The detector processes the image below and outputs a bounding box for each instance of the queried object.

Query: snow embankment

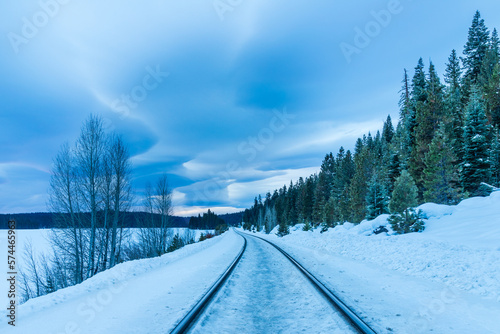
[247,192,500,333]
[269,191,500,299]
[0,230,244,334]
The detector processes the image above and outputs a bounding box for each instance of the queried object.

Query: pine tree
[411,61,445,198]
[365,173,389,220]
[167,234,184,252]
[349,170,367,224]
[491,28,500,60]
[461,87,491,195]
[388,170,424,234]
[489,127,500,187]
[382,115,395,144]
[295,177,305,219]
[423,126,461,204]
[444,49,464,160]
[313,171,329,224]
[480,28,500,125]
[480,28,499,87]
[445,49,462,90]
[389,170,418,214]
[349,143,374,223]
[302,177,315,223]
[399,69,414,164]
[463,11,490,84]
[276,219,289,237]
[387,153,401,193]
[426,61,446,129]
[399,69,411,121]
[408,59,427,161]
[333,149,355,222]
[487,63,500,128]
[321,196,337,231]
[412,58,428,104]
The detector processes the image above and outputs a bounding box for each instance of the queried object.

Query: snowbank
[263,191,500,299]
[0,232,226,321]
[241,192,500,333]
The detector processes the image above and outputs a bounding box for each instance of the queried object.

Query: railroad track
[170,230,377,334]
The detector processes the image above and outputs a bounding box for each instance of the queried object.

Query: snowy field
[0,230,242,333]
[0,228,213,322]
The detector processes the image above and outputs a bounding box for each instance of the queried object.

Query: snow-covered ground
[192,234,357,334]
[0,230,242,333]
[1,192,499,333]
[250,191,500,333]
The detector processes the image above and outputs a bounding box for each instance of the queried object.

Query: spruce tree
[411,61,445,198]
[365,173,389,220]
[313,171,329,224]
[349,144,374,223]
[461,87,491,195]
[445,49,462,90]
[463,11,490,85]
[484,62,500,128]
[399,69,414,165]
[302,177,315,222]
[388,170,424,234]
[382,115,395,144]
[276,219,289,237]
[349,170,367,223]
[480,28,499,87]
[389,170,418,214]
[321,196,337,231]
[444,49,464,160]
[489,127,500,187]
[409,58,427,169]
[387,152,402,193]
[167,234,184,252]
[480,28,500,126]
[295,177,305,218]
[411,58,428,104]
[423,126,461,204]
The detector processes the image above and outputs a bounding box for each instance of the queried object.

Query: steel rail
[238,231,377,334]
[169,233,247,334]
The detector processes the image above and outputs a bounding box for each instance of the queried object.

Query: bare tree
[139,182,156,257]
[75,114,106,277]
[99,140,113,270]
[26,114,137,301]
[138,174,173,257]
[109,135,132,267]
[156,174,173,253]
[48,142,85,283]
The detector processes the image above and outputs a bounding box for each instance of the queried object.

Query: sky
[1,0,500,216]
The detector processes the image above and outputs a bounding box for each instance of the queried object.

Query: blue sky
[1,0,500,216]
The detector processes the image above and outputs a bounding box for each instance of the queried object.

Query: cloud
[0,163,50,213]
[4,1,500,214]
[227,167,320,203]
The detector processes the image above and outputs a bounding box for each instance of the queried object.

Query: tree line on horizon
[243,11,500,236]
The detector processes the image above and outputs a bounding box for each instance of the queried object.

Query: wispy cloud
[3,1,500,213]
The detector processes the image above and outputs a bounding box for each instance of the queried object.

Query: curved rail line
[170,230,377,334]
[239,231,377,334]
[169,235,247,334]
